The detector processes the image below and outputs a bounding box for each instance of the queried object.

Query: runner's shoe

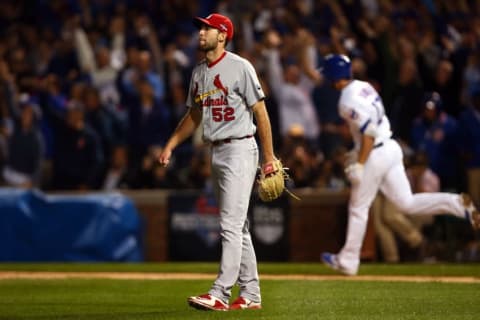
[462,194,480,230]
[321,252,356,276]
[187,294,229,311]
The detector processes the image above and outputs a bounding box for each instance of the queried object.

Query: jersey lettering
[371,95,385,124]
[212,107,223,121]
[201,95,228,107]
[223,106,235,121]
[211,106,235,122]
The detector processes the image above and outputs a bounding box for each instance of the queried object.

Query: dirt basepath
[0,271,479,283]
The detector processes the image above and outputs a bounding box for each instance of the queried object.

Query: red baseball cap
[194,13,234,40]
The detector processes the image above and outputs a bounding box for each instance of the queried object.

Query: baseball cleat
[321,252,356,276]
[462,194,480,230]
[187,293,229,311]
[230,296,262,310]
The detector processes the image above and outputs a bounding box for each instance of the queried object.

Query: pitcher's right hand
[158,148,172,167]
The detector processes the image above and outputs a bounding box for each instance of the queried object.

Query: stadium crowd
[0,1,479,259]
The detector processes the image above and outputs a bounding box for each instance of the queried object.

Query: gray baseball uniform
[186,51,264,303]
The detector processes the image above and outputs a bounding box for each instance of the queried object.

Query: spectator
[313,145,348,190]
[2,96,44,189]
[45,30,81,88]
[177,145,212,190]
[371,193,424,263]
[37,73,69,164]
[163,34,196,124]
[38,93,104,190]
[0,59,45,189]
[458,86,480,206]
[0,0,479,197]
[120,49,165,102]
[425,59,459,117]
[102,144,133,191]
[355,12,397,109]
[126,78,172,179]
[411,92,460,191]
[280,124,321,188]
[73,16,125,113]
[262,29,321,148]
[82,85,126,176]
[372,151,440,263]
[389,37,424,144]
[134,146,175,189]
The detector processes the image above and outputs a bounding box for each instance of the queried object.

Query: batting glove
[345,162,364,185]
[343,150,358,167]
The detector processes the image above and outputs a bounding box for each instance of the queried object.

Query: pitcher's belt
[212,135,253,146]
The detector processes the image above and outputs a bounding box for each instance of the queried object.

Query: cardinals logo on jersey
[213,74,228,96]
[194,74,229,107]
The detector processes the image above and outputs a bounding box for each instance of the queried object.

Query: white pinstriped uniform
[186,51,264,302]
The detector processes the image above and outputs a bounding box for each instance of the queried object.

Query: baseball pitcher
[158,13,277,311]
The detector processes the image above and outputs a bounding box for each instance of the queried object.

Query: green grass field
[0,263,479,319]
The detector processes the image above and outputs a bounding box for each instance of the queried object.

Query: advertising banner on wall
[168,190,222,261]
[249,194,289,261]
[168,190,289,261]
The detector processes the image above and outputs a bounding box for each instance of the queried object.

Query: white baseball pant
[338,138,466,274]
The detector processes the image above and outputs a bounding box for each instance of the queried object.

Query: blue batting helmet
[322,54,352,82]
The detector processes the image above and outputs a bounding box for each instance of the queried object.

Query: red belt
[212,135,253,146]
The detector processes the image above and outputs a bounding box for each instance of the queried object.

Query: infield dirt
[0,271,478,283]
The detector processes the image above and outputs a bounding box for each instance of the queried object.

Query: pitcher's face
[198,25,221,52]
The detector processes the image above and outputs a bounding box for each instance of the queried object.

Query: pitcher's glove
[257,159,300,202]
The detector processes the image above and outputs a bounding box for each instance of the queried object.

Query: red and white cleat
[187,293,229,311]
[230,296,262,310]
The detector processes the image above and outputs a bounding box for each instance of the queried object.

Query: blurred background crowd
[0,0,479,260]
